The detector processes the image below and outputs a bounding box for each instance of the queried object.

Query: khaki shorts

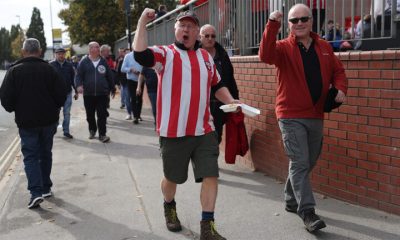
[159,132,220,184]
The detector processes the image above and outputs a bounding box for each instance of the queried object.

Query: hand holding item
[77,86,83,94]
[136,87,142,96]
[73,93,79,100]
[335,89,346,103]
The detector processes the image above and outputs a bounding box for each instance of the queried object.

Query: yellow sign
[52,28,62,41]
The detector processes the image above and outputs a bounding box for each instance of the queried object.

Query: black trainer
[64,133,73,139]
[302,208,326,232]
[164,203,182,232]
[99,135,110,143]
[133,118,139,124]
[200,220,226,240]
[28,196,44,209]
[285,204,298,213]
[89,131,96,139]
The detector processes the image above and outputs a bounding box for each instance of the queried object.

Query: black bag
[324,87,342,112]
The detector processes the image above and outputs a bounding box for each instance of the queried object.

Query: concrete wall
[224,50,400,215]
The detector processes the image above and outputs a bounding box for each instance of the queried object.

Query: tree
[26,7,46,58]
[59,0,179,46]
[0,28,12,68]
[59,0,126,46]
[11,31,25,61]
[10,24,22,40]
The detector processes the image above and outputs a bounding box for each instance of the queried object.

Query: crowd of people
[0,3,352,239]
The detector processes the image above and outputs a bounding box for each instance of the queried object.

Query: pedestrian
[133,9,240,240]
[259,4,348,232]
[100,44,115,112]
[121,50,143,124]
[116,48,132,117]
[75,41,116,143]
[137,67,157,124]
[0,38,67,208]
[50,47,78,139]
[200,24,239,143]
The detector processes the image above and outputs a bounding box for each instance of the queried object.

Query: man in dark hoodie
[0,38,67,209]
[200,24,240,143]
[75,41,116,143]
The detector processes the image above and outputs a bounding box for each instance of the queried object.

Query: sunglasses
[289,16,311,24]
[204,34,216,39]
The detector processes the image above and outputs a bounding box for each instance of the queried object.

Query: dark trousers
[127,80,143,119]
[210,100,225,143]
[19,122,58,198]
[148,92,157,122]
[83,95,108,136]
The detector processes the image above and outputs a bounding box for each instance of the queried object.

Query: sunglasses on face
[204,34,216,39]
[289,16,311,24]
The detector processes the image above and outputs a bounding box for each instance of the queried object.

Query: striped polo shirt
[149,44,220,138]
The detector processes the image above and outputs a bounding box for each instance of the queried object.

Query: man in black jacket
[200,24,240,143]
[0,38,67,209]
[50,47,77,139]
[75,41,116,142]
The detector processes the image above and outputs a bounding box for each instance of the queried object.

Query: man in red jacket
[259,3,347,233]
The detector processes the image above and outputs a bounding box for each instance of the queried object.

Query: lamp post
[16,15,21,27]
[124,0,132,51]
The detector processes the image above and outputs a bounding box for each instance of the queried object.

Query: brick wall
[227,50,400,215]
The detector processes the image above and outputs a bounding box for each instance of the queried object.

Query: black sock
[202,211,214,221]
[164,199,176,206]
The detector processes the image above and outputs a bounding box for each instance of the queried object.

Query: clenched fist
[139,8,156,25]
[269,10,283,22]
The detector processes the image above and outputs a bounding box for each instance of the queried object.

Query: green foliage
[59,0,179,47]
[10,24,22,40]
[11,31,25,61]
[26,7,47,58]
[0,28,12,67]
[59,0,126,46]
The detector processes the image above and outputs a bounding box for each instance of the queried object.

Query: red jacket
[225,112,249,164]
[259,20,347,119]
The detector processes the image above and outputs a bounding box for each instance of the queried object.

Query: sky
[0,0,69,47]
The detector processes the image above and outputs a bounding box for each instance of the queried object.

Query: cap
[176,10,199,26]
[324,87,342,112]
[55,47,66,53]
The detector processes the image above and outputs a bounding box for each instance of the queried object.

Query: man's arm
[75,60,84,94]
[215,87,238,105]
[258,11,284,66]
[136,73,145,96]
[332,55,348,103]
[133,8,155,52]
[52,68,67,108]
[133,8,156,67]
[0,69,16,112]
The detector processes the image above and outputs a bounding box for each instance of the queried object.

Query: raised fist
[269,10,283,22]
[139,8,156,24]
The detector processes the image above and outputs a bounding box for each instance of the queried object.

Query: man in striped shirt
[134,9,239,240]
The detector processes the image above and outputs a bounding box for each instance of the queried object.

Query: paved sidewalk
[0,97,399,240]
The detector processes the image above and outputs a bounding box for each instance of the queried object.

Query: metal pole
[49,0,54,52]
[125,0,132,51]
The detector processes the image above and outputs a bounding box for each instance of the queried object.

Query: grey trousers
[278,118,323,217]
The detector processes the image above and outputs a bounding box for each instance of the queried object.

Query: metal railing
[114,0,400,56]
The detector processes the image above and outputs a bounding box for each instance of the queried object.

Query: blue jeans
[120,85,126,106]
[19,122,58,199]
[148,92,157,122]
[62,92,72,134]
[123,84,132,115]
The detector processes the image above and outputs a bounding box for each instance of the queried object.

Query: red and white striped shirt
[150,44,220,138]
[307,0,326,9]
